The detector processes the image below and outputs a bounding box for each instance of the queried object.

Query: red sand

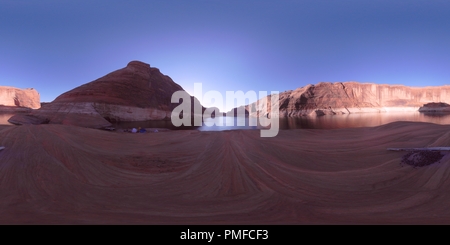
[1,121,450,224]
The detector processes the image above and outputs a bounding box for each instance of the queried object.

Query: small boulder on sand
[401,151,444,167]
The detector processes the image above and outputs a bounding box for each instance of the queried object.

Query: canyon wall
[0,86,40,109]
[242,82,450,117]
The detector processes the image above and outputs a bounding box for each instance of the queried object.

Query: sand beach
[1,121,450,224]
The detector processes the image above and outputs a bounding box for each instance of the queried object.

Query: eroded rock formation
[239,82,450,117]
[8,61,202,128]
[0,86,40,109]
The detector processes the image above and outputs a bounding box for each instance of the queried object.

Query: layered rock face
[242,82,450,117]
[0,86,40,109]
[9,61,200,128]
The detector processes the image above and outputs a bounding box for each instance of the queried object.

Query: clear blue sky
[1,0,450,110]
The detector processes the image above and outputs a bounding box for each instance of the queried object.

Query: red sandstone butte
[8,61,203,128]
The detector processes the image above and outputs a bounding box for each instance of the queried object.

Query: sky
[1,0,450,111]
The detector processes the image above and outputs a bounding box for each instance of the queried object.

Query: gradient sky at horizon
[1,0,450,111]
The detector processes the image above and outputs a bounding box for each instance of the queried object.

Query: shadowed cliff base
[1,121,450,224]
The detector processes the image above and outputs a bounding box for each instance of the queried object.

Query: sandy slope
[1,122,450,224]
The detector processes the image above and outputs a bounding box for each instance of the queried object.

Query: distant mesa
[0,86,40,110]
[9,61,204,128]
[234,82,450,117]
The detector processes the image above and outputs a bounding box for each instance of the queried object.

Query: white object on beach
[131,128,137,133]
[0,146,5,151]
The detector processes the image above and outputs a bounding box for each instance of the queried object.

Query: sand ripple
[1,122,450,224]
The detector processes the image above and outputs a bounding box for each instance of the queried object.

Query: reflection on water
[114,112,450,131]
[5,111,450,130]
[200,112,450,130]
[0,113,14,125]
[280,112,450,129]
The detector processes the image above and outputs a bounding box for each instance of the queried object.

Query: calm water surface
[0,113,15,125]
[112,112,450,131]
[203,112,450,130]
[3,112,450,130]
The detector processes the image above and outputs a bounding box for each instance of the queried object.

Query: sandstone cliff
[239,82,450,117]
[9,61,202,128]
[0,86,40,109]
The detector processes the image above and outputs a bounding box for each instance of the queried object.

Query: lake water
[202,112,450,130]
[111,111,450,131]
[3,111,450,130]
[0,113,15,125]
